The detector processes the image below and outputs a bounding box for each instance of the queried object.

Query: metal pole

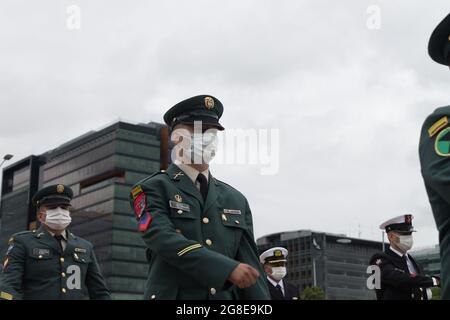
[382,231,385,251]
[312,257,316,287]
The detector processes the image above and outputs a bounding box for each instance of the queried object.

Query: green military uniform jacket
[0,226,110,300]
[419,106,450,299]
[129,163,270,300]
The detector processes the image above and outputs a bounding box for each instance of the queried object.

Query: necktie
[275,284,284,298]
[54,235,64,252]
[403,255,416,276]
[196,173,208,200]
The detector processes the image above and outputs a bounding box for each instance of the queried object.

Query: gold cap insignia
[175,194,182,203]
[56,184,65,193]
[204,97,214,109]
[274,250,282,257]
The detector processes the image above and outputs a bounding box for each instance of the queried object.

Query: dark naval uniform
[266,279,299,301]
[129,95,270,300]
[0,185,110,300]
[259,247,299,300]
[419,13,450,299]
[369,248,435,300]
[369,215,439,300]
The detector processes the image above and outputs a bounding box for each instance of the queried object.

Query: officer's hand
[228,263,260,288]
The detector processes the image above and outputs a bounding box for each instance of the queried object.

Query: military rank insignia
[2,257,9,271]
[428,116,448,137]
[133,193,147,220]
[131,185,144,199]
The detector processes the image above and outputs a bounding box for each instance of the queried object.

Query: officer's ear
[36,205,47,222]
[263,263,272,274]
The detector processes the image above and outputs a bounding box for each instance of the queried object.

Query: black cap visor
[172,114,224,131]
[38,196,72,208]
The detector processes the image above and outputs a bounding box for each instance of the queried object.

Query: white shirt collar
[389,246,408,257]
[267,275,284,288]
[177,164,209,184]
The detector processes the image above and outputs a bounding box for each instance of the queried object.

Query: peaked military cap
[259,247,288,264]
[379,214,416,234]
[163,95,225,130]
[32,184,73,207]
[428,13,450,66]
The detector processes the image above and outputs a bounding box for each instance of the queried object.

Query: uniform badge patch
[224,209,241,215]
[175,194,183,203]
[131,185,144,199]
[133,193,147,219]
[74,248,87,253]
[376,259,382,265]
[138,212,152,232]
[169,200,190,211]
[428,116,448,137]
[435,127,450,156]
[0,291,12,300]
[32,248,50,257]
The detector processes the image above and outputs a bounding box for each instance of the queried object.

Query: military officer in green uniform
[419,13,450,300]
[129,95,270,300]
[0,184,110,300]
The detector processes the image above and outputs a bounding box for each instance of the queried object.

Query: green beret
[163,95,224,130]
[428,13,450,66]
[32,184,73,208]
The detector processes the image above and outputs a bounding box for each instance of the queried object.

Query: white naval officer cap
[379,214,416,234]
[259,247,288,264]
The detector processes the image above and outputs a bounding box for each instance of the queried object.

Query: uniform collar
[389,246,408,258]
[177,163,209,184]
[167,163,219,211]
[46,229,68,241]
[267,276,284,288]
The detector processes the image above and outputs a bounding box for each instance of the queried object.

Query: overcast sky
[1,1,450,248]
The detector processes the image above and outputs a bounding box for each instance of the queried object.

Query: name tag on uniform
[74,248,87,253]
[224,209,241,215]
[169,200,190,212]
[33,248,50,256]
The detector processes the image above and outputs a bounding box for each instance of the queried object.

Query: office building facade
[411,245,441,277]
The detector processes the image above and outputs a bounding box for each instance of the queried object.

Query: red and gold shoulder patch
[133,193,147,220]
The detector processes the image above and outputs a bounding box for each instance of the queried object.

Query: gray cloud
[1,0,450,247]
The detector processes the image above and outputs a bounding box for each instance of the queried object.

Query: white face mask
[174,129,218,164]
[44,207,72,231]
[397,235,414,252]
[271,267,287,281]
